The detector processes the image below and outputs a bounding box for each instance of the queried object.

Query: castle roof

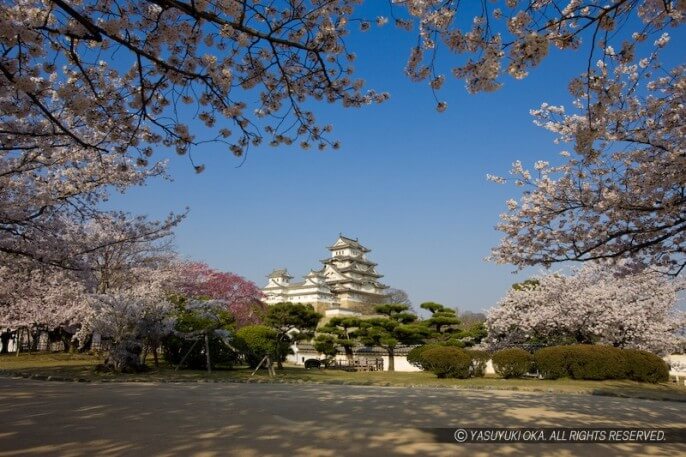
[268,268,293,279]
[327,235,371,252]
[329,285,388,296]
[305,269,327,278]
[321,256,377,266]
[335,266,383,278]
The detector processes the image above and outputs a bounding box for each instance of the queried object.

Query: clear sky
[104,5,684,313]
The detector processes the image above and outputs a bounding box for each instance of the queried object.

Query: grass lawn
[2,352,686,402]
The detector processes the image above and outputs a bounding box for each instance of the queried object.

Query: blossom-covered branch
[1,0,389,161]
[490,38,685,275]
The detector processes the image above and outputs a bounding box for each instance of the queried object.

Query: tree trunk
[152,345,159,367]
[60,329,72,353]
[29,328,38,353]
[15,328,23,357]
[77,333,92,353]
[1,331,10,354]
[204,334,211,373]
[141,345,149,367]
[344,346,354,363]
[276,335,285,369]
[387,347,395,372]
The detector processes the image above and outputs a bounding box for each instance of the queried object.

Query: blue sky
[105,5,684,313]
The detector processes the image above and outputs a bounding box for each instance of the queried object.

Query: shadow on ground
[0,378,684,456]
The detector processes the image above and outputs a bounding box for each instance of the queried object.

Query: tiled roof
[268,268,293,279]
[327,235,371,252]
[321,256,378,266]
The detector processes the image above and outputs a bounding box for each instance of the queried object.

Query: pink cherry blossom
[174,261,265,327]
[486,263,686,354]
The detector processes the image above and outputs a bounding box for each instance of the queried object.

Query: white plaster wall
[485,359,496,375]
[381,355,421,372]
[666,354,686,381]
[324,308,361,317]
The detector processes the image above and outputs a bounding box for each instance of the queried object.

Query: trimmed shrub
[421,346,472,378]
[534,345,627,380]
[407,343,444,369]
[534,346,574,380]
[466,349,490,377]
[567,345,627,380]
[492,348,533,378]
[533,345,668,383]
[233,325,281,368]
[622,349,669,383]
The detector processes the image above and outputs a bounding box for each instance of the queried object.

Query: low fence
[330,357,384,372]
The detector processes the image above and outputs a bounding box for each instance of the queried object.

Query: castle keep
[262,235,388,314]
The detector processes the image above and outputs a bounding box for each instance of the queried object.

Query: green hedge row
[534,345,668,383]
[410,344,669,383]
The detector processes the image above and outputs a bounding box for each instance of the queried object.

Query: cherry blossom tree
[175,261,265,326]
[79,285,175,371]
[401,1,683,97]
[0,146,179,269]
[0,258,89,351]
[486,263,686,354]
[78,213,180,293]
[0,213,182,352]
[490,37,686,275]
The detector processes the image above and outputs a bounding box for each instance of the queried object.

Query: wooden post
[251,355,268,376]
[15,327,22,357]
[267,356,275,377]
[204,333,211,374]
[251,355,275,377]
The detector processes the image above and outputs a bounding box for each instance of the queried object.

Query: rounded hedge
[622,349,669,383]
[492,348,533,378]
[421,346,472,378]
[465,349,490,378]
[533,345,669,383]
[534,346,573,379]
[233,325,279,368]
[407,343,444,369]
[534,345,626,380]
[568,345,627,380]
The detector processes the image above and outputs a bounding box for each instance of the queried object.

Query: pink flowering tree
[486,263,686,354]
[175,261,266,327]
[0,212,182,354]
[0,256,92,352]
[77,213,181,293]
[489,36,686,275]
[0,0,390,165]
